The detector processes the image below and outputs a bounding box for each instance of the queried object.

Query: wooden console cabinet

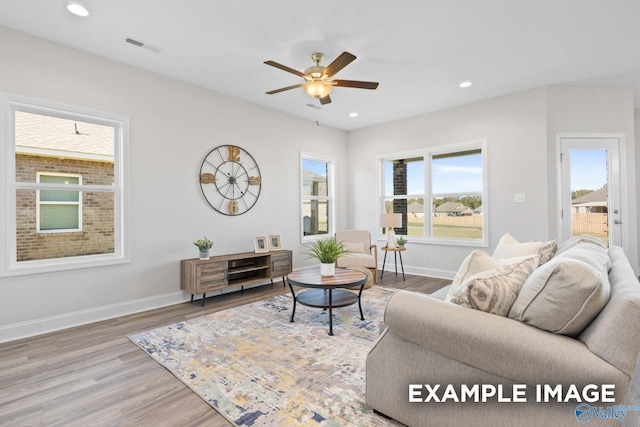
[181,250,292,306]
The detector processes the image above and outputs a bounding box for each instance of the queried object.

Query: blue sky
[312,149,606,195]
[384,153,483,195]
[303,159,327,176]
[570,149,607,191]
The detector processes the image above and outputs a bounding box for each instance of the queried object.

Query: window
[1,94,130,276]
[37,173,82,232]
[300,153,335,241]
[379,140,487,245]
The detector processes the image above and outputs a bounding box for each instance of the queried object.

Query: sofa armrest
[384,290,627,387]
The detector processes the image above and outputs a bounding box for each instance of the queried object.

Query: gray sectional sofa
[366,241,640,427]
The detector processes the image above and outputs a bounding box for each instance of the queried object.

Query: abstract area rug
[128,286,403,427]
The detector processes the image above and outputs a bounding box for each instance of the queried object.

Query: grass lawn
[433,224,483,239]
[406,222,483,239]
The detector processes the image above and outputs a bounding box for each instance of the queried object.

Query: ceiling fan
[264,51,379,105]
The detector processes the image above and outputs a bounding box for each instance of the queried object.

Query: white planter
[320,263,335,277]
[199,250,210,260]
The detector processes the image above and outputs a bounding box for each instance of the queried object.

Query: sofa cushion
[508,257,610,336]
[430,285,451,301]
[446,256,538,316]
[555,241,610,272]
[556,234,606,255]
[579,246,640,376]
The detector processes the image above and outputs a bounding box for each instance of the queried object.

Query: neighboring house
[15,111,115,262]
[572,186,608,214]
[473,205,483,216]
[302,169,328,235]
[407,201,424,217]
[434,201,473,217]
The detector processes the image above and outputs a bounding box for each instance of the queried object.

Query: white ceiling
[1,1,639,131]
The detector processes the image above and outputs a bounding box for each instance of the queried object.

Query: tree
[572,189,593,200]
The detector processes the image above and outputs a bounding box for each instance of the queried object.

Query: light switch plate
[514,193,526,203]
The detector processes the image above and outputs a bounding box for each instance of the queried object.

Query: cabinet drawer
[271,254,291,278]
[197,262,226,292]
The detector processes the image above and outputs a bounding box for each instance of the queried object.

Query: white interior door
[558,137,622,248]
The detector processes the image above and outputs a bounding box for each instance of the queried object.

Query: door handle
[614,219,623,225]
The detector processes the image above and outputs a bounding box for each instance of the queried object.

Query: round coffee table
[286,268,368,336]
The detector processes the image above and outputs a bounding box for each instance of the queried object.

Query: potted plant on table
[194,237,213,260]
[396,236,408,249]
[306,237,349,276]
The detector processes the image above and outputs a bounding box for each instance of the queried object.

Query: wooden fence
[572,213,608,234]
[432,215,483,227]
[427,213,607,235]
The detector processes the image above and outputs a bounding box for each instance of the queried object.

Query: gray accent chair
[366,246,640,427]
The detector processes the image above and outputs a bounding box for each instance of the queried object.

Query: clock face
[199,145,262,215]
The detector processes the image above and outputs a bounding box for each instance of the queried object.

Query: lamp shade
[380,213,402,228]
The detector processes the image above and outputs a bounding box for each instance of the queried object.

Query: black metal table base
[380,250,405,281]
[288,285,365,336]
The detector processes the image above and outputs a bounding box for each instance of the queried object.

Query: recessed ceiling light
[67,3,89,17]
[459,81,473,88]
[349,112,358,117]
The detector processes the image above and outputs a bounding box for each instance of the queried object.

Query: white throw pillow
[343,242,365,254]
[447,256,538,316]
[446,250,539,302]
[493,233,543,259]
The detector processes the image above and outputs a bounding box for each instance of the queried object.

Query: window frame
[36,172,83,233]
[378,139,488,247]
[299,152,336,243]
[1,93,131,276]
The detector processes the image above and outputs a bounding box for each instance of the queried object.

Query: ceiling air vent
[125,37,162,53]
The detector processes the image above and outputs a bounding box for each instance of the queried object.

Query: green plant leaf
[305,237,350,263]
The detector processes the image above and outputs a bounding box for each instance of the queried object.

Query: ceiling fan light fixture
[305,81,332,99]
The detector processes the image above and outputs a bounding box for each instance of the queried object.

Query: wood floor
[0,272,450,427]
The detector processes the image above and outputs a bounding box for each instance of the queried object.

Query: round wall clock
[199,145,262,216]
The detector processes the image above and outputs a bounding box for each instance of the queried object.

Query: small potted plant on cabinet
[306,237,349,276]
[396,236,408,249]
[194,237,213,260]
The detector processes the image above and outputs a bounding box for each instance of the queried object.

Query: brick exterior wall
[16,154,115,262]
[392,160,408,235]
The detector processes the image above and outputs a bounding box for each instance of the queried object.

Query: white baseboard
[0,291,189,344]
[378,262,455,280]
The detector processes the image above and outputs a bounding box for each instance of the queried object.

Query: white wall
[0,26,348,341]
[347,86,638,277]
[347,89,549,276]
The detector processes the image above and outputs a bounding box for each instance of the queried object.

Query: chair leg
[371,267,379,283]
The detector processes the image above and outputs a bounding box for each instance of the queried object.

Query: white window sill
[376,236,488,248]
[2,253,130,277]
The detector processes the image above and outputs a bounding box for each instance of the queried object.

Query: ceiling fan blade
[265,84,304,95]
[319,95,332,105]
[333,79,379,90]
[323,52,356,78]
[264,60,307,78]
